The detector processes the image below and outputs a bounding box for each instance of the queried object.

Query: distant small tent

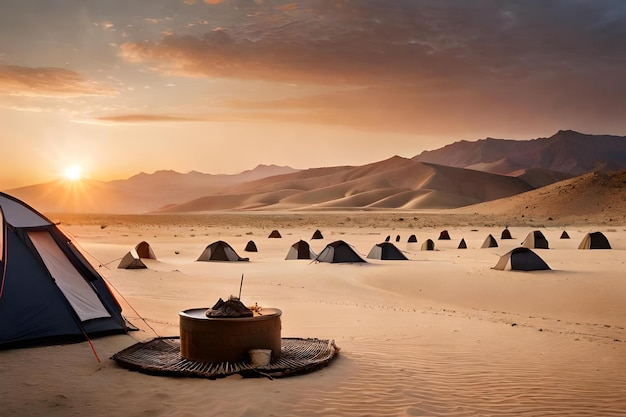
[501,228,513,240]
[438,230,451,240]
[407,234,418,243]
[118,251,146,269]
[197,241,249,262]
[395,235,401,242]
[522,230,549,249]
[384,235,391,242]
[458,238,467,249]
[268,230,282,238]
[578,232,612,250]
[315,240,366,263]
[493,247,551,271]
[118,241,156,269]
[135,241,156,260]
[285,240,316,260]
[367,242,408,260]
[560,231,570,239]
[481,234,498,248]
[244,240,258,252]
[421,239,435,251]
[311,229,324,239]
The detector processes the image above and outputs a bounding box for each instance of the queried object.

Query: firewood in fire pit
[206,297,253,318]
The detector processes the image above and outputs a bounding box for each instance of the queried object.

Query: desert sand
[2,211,626,416]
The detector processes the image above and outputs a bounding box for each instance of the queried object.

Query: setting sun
[63,165,82,181]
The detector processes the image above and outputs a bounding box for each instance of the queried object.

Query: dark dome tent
[367,242,408,260]
[481,234,498,248]
[315,240,366,263]
[311,229,324,240]
[560,231,570,239]
[285,240,316,260]
[384,235,391,242]
[421,239,435,251]
[135,241,156,260]
[438,230,451,240]
[493,247,551,271]
[395,235,401,242]
[407,234,417,243]
[501,228,513,240]
[458,238,467,249]
[268,230,282,238]
[244,240,258,252]
[522,230,549,249]
[578,232,612,249]
[0,192,127,349]
[197,241,249,262]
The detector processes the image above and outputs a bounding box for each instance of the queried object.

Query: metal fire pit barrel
[179,308,282,363]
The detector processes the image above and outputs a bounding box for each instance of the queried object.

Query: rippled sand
[2,214,625,416]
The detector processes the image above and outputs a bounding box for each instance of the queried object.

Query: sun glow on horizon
[63,165,83,181]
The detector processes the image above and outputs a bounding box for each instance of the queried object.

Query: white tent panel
[0,195,51,228]
[28,230,110,321]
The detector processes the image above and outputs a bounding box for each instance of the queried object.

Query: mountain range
[5,130,625,214]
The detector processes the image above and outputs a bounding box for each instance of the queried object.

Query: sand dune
[158,158,532,212]
[457,170,626,225]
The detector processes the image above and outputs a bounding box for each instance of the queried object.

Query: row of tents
[261,227,611,249]
[190,239,553,272]
[119,228,613,269]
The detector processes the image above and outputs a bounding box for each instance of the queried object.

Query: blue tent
[0,192,127,349]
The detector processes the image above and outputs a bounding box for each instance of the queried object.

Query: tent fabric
[0,192,127,349]
[367,242,408,260]
[244,240,258,252]
[407,235,417,243]
[458,238,467,249]
[118,251,147,269]
[421,239,435,251]
[395,235,401,242]
[315,240,366,263]
[578,232,612,249]
[493,247,551,271]
[197,241,249,262]
[501,228,513,239]
[481,234,498,248]
[135,241,156,260]
[285,240,316,260]
[560,231,570,239]
[268,230,282,238]
[522,230,549,249]
[438,230,451,240]
[384,235,390,242]
[311,230,324,240]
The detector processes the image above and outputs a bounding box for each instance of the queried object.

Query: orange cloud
[0,65,117,98]
[93,114,206,123]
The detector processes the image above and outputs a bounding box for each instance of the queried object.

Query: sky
[1,0,625,189]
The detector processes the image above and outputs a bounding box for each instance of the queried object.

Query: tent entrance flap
[27,230,111,321]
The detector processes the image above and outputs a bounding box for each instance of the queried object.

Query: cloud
[118,1,626,88]
[0,65,118,98]
[92,114,206,124]
[113,1,626,135]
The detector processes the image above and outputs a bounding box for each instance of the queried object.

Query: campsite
[2,208,626,417]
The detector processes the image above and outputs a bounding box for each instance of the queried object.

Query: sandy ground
[2,212,626,416]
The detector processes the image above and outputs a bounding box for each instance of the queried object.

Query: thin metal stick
[238,274,244,299]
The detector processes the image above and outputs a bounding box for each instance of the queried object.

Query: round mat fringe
[111,337,340,379]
